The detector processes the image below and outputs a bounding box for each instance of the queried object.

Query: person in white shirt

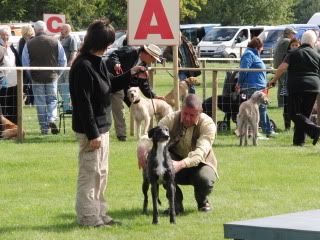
[0,28,20,124]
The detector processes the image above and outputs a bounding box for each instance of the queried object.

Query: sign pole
[172,45,180,110]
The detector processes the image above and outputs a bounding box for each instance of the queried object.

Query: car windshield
[203,28,239,41]
[262,29,283,43]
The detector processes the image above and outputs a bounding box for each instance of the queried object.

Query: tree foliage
[293,0,320,23]
[0,0,317,30]
[197,0,295,25]
[0,0,208,30]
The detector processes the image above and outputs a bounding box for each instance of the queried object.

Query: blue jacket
[238,48,266,90]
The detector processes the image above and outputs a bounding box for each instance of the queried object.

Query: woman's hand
[267,79,277,88]
[90,136,102,150]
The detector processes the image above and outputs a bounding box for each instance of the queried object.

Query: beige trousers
[75,132,111,226]
[111,90,126,137]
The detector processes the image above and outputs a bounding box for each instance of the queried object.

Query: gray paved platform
[224,209,320,240]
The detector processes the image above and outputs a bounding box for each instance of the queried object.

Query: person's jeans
[179,71,195,94]
[259,103,272,135]
[58,71,72,112]
[32,80,58,133]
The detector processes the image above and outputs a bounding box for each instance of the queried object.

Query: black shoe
[198,202,212,212]
[49,122,59,135]
[117,136,127,142]
[312,129,320,145]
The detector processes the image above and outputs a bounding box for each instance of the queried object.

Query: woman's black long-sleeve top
[69,53,132,140]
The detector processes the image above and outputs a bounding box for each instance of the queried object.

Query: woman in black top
[269,30,320,146]
[69,20,145,227]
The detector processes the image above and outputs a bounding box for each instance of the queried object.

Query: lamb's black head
[148,126,170,142]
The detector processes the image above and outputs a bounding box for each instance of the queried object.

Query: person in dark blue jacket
[236,37,276,138]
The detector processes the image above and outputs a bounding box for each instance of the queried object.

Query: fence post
[17,70,24,142]
[202,60,206,100]
[211,71,218,124]
[317,94,320,126]
[173,45,180,110]
[149,70,154,128]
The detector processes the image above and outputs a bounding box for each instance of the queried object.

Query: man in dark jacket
[105,44,162,141]
[273,27,297,107]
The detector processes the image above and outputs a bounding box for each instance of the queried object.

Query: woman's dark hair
[247,37,263,49]
[80,20,115,55]
[288,38,301,50]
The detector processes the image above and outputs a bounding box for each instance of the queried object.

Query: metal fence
[2,63,319,142]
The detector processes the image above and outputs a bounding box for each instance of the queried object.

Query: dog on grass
[164,77,200,107]
[140,126,176,224]
[128,87,173,139]
[0,115,24,139]
[237,91,269,146]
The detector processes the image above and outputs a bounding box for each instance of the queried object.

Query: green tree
[293,0,320,23]
[197,0,295,25]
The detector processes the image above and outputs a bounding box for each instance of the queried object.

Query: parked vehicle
[308,13,320,27]
[105,34,127,56]
[197,26,266,58]
[180,23,220,46]
[259,24,320,58]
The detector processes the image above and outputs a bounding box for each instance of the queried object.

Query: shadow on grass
[0,209,196,234]
[108,207,195,220]
[20,135,76,144]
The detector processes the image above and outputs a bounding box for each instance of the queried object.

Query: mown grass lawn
[1,63,320,240]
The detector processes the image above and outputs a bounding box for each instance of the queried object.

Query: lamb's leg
[142,170,149,214]
[151,183,159,224]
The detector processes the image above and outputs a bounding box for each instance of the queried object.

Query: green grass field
[1,63,320,240]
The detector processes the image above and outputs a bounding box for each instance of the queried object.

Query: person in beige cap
[273,26,297,108]
[105,42,164,141]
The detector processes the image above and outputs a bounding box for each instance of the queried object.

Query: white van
[197,26,266,58]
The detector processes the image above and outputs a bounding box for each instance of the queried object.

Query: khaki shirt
[159,111,216,168]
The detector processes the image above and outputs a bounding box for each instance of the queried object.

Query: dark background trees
[0,0,319,30]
